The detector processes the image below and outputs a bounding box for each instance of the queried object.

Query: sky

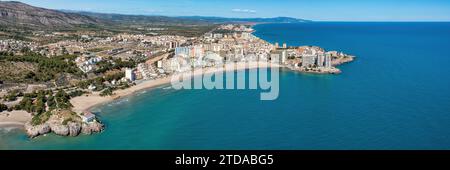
[9,0,450,21]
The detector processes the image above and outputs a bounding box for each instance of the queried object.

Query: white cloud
[232,9,256,13]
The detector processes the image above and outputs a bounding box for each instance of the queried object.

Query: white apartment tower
[317,54,325,67]
[325,53,332,68]
[125,68,136,81]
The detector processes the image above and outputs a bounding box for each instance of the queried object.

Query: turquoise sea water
[2,22,450,150]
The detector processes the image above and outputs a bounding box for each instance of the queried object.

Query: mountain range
[0,1,311,29]
[0,1,102,28]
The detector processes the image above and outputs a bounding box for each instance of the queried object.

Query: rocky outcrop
[26,121,104,138]
[49,123,69,136]
[24,109,104,138]
[67,122,82,137]
[81,122,104,135]
[84,122,104,134]
[24,122,51,138]
[332,56,355,66]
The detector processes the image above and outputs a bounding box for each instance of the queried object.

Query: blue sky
[12,0,450,21]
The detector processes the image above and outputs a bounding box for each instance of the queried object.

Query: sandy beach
[71,61,281,113]
[0,61,280,128]
[0,110,32,128]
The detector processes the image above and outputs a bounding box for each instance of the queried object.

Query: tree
[35,93,46,114]
[17,96,33,113]
[100,87,113,96]
[47,95,56,110]
[4,90,22,102]
[55,90,72,109]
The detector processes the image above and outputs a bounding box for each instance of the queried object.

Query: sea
[1,22,450,150]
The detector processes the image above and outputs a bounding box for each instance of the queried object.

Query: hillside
[74,11,210,26]
[0,1,103,28]
[0,1,311,30]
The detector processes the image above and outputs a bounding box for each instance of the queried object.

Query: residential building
[125,68,136,81]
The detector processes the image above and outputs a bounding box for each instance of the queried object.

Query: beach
[0,110,32,128]
[0,61,279,128]
[71,61,280,113]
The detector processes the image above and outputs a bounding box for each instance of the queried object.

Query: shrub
[0,103,8,112]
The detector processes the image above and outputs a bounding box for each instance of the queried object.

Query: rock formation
[24,109,104,138]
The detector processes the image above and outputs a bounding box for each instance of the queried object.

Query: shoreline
[1,24,354,130]
[0,110,32,129]
[71,61,281,114]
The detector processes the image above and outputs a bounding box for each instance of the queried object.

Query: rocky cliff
[25,109,104,138]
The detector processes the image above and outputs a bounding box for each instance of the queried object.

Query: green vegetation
[16,96,34,113]
[13,90,47,114]
[3,90,23,102]
[0,52,84,82]
[77,71,125,91]
[31,111,51,126]
[100,87,113,97]
[104,72,125,82]
[60,110,80,125]
[47,95,57,110]
[62,117,74,125]
[55,90,72,109]
[13,89,78,125]
[0,103,8,112]
[14,90,72,113]
[68,90,86,98]
[94,58,136,74]
[34,92,46,115]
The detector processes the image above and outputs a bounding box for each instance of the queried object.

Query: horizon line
[60,9,450,23]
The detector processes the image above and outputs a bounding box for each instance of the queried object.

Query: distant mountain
[73,11,210,26]
[0,1,311,30]
[69,11,311,25]
[0,1,103,28]
[177,16,312,23]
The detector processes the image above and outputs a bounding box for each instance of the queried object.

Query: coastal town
[0,24,354,138]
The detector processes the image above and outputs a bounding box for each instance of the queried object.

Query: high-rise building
[175,47,190,56]
[325,53,332,68]
[270,54,280,63]
[125,68,136,81]
[157,60,163,68]
[175,46,204,58]
[213,33,223,39]
[204,33,213,39]
[302,55,316,67]
[283,43,287,49]
[191,46,204,58]
[317,54,325,67]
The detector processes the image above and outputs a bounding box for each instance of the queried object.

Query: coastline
[0,111,32,129]
[70,61,281,114]
[1,23,354,130]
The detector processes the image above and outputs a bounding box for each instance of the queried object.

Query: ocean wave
[0,127,19,133]
[163,86,173,90]
[110,98,130,106]
[136,90,148,96]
